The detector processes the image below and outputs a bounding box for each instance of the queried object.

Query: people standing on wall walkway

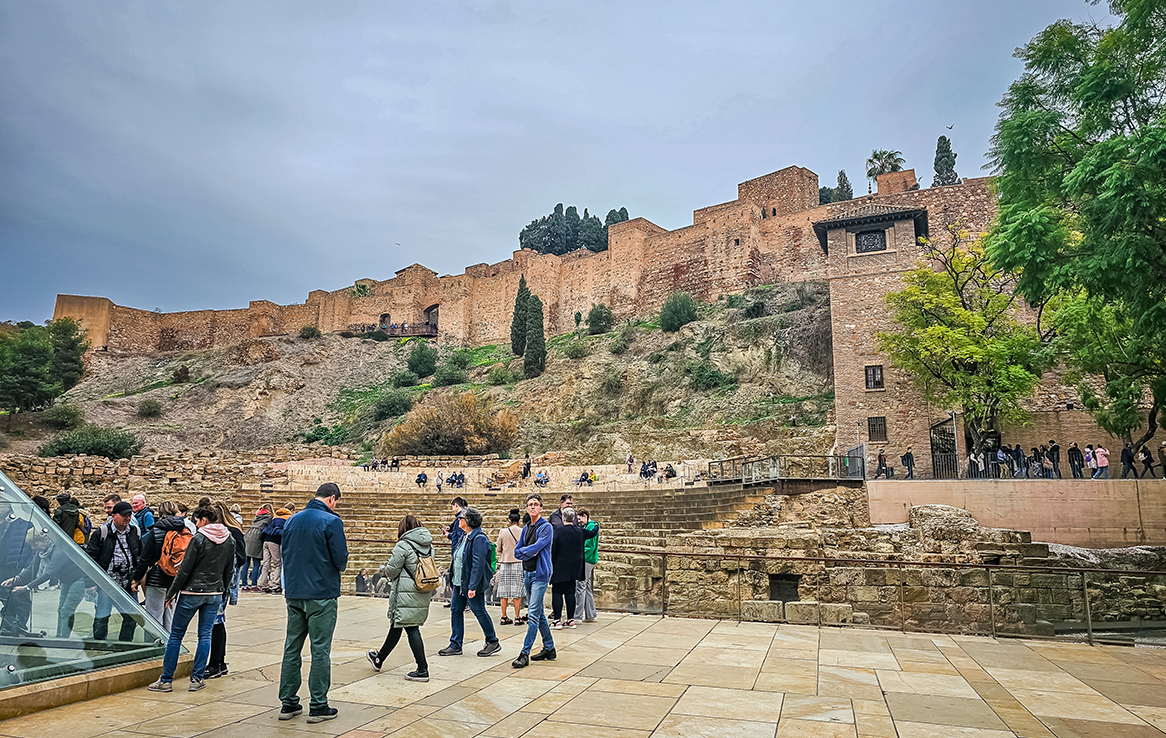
[874,450,889,479]
[1067,443,1084,479]
[1048,441,1062,479]
[1158,442,1166,480]
[900,448,915,479]
[1121,443,1138,478]
[1137,445,1154,479]
[512,493,555,668]
[278,483,348,724]
[367,514,432,681]
[1094,445,1110,478]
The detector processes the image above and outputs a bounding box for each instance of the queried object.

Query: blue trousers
[449,584,498,648]
[160,593,219,682]
[521,571,554,655]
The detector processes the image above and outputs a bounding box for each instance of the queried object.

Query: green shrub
[609,335,629,354]
[666,341,684,352]
[172,365,191,383]
[660,292,698,332]
[39,425,142,460]
[564,339,589,359]
[407,342,438,378]
[138,399,163,417]
[433,363,467,387]
[726,294,746,309]
[366,330,390,342]
[44,402,84,429]
[586,303,614,335]
[339,331,356,338]
[299,325,322,340]
[689,360,736,391]
[744,301,767,319]
[648,352,666,364]
[447,349,472,369]
[374,390,413,420]
[392,370,419,388]
[488,364,515,385]
[303,423,348,445]
[600,368,623,396]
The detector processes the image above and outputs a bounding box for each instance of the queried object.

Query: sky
[0,1,1113,323]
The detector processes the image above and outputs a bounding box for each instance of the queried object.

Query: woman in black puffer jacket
[134,501,189,632]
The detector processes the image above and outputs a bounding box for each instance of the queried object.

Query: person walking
[874,450,889,479]
[1137,444,1154,479]
[1158,441,1166,480]
[1094,445,1111,479]
[549,508,598,629]
[1048,441,1062,479]
[439,507,502,658]
[1067,442,1084,479]
[148,505,235,693]
[278,484,348,724]
[900,448,915,479]
[257,506,291,593]
[134,500,188,633]
[495,508,525,626]
[575,509,600,623]
[1120,443,1137,478]
[366,515,433,681]
[512,494,555,668]
[242,506,272,591]
[84,501,143,642]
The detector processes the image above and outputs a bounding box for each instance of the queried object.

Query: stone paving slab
[7,594,1166,738]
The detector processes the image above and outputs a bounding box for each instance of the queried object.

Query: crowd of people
[871,440,1166,480]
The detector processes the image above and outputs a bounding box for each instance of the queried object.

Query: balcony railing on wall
[707,454,865,484]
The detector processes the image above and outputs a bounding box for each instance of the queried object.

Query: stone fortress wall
[54,164,1115,474]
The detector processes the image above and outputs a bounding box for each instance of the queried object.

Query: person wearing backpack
[134,500,189,632]
[439,506,502,658]
[242,507,273,591]
[52,492,86,545]
[365,514,433,681]
[257,507,292,593]
[84,501,143,642]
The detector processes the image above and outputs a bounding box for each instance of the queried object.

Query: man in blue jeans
[148,505,235,693]
[278,483,349,725]
[439,507,502,657]
[512,494,555,668]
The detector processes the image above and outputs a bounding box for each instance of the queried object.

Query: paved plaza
[6,595,1166,738]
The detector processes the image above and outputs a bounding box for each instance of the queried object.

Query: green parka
[382,525,434,628]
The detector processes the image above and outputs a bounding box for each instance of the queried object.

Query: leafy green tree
[374,390,414,420]
[524,294,546,378]
[48,317,89,391]
[660,292,698,333]
[818,187,835,205]
[519,204,619,255]
[932,135,959,186]
[604,208,629,227]
[510,275,530,356]
[986,2,1166,449]
[865,149,906,182]
[0,326,58,429]
[406,342,438,378]
[586,303,614,335]
[877,226,1052,453]
[574,311,583,329]
[836,170,853,201]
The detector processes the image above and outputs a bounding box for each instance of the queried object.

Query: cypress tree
[510,275,530,356]
[524,294,546,378]
[933,136,959,186]
[836,170,853,200]
[818,187,835,204]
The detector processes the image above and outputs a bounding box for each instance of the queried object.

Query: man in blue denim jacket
[512,493,555,668]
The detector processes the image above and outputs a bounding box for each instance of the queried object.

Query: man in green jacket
[574,509,600,622]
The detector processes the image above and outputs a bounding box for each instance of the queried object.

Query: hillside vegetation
[3,281,836,463]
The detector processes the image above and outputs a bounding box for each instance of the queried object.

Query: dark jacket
[549,508,569,528]
[244,510,273,558]
[17,540,83,588]
[133,515,189,589]
[448,510,465,549]
[550,524,599,584]
[281,498,349,600]
[0,516,32,581]
[1048,444,1060,464]
[459,528,494,594]
[52,501,82,540]
[166,524,235,599]
[84,521,142,573]
[1068,446,1084,466]
[229,526,246,569]
[261,513,289,544]
[1122,447,1135,465]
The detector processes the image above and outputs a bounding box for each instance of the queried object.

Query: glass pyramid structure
[0,470,171,689]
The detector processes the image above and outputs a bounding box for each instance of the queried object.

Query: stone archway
[423,304,439,328]
[379,313,391,329]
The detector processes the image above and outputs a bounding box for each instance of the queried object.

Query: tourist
[415,471,428,488]
[206,500,246,679]
[390,457,400,471]
[132,495,155,531]
[0,501,31,585]
[1067,442,1084,479]
[495,508,525,625]
[522,454,532,480]
[1094,445,1110,479]
[900,448,915,480]
[148,505,234,693]
[1048,440,1062,478]
[101,493,140,531]
[512,493,555,668]
[549,507,598,629]
[355,569,369,594]
[257,506,292,594]
[1085,445,1096,477]
[1137,445,1154,479]
[2,528,83,638]
[1012,444,1027,479]
[176,502,197,533]
[627,453,635,474]
[229,504,243,525]
[1039,446,1054,478]
[30,495,51,517]
[51,492,86,544]
[439,507,502,658]
[1158,442,1166,480]
[366,515,433,681]
[575,509,600,623]
[134,500,188,633]
[549,494,572,528]
[1121,443,1138,478]
[875,449,889,479]
[436,471,444,493]
[577,470,590,487]
[278,483,349,724]
[85,501,143,642]
[588,470,597,484]
[242,506,272,591]
[444,497,467,551]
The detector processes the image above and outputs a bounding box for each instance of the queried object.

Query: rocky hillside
[2,281,836,463]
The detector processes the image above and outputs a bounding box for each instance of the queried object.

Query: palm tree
[865,149,906,180]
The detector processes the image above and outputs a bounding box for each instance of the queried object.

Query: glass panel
[0,471,171,689]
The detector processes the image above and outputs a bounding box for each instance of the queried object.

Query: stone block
[785,601,820,624]
[741,600,784,622]
[829,567,864,586]
[902,586,930,603]
[821,603,853,624]
[960,570,989,587]
[850,586,879,602]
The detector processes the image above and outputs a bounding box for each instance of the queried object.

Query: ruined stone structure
[53,165,1107,475]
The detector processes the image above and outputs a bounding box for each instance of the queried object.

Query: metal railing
[708,454,865,483]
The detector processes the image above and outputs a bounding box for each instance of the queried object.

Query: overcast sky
[0,1,1110,323]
